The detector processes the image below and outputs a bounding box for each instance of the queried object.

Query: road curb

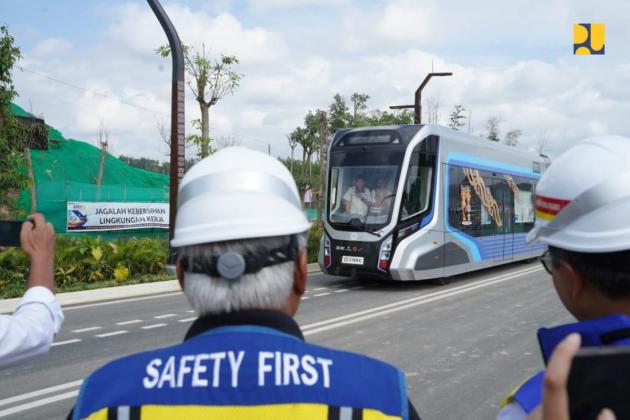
[0,263,322,313]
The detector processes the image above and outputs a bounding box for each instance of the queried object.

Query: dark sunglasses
[539,250,553,275]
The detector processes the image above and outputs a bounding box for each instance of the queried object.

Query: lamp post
[390,72,453,124]
[147,0,185,240]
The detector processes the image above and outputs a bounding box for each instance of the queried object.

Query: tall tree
[157,43,241,158]
[424,97,441,124]
[350,93,370,123]
[365,109,414,126]
[214,136,241,149]
[0,25,27,217]
[328,94,350,134]
[302,110,321,180]
[485,116,503,142]
[504,129,522,147]
[95,123,110,177]
[288,126,308,171]
[317,110,329,229]
[96,122,109,193]
[286,131,300,174]
[448,104,467,131]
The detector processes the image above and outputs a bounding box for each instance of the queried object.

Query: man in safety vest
[69,147,420,420]
[498,136,630,419]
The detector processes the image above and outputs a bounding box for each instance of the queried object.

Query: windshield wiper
[359,225,381,237]
[348,217,381,237]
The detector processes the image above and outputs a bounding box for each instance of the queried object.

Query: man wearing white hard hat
[69,147,420,420]
[498,136,630,419]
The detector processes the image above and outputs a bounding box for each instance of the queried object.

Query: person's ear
[557,259,585,300]
[293,249,308,296]
[176,258,185,291]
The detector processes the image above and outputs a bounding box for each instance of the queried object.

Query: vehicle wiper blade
[346,217,382,237]
[358,224,381,237]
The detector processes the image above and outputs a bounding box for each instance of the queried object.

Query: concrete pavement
[0,261,570,419]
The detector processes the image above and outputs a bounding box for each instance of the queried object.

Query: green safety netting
[12,103,170,240]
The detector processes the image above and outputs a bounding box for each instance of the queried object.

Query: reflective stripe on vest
[508,314,630,414]
[73,325,407,420]
[83,404,401,420]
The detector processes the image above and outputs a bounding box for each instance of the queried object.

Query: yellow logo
[574,23,605,55]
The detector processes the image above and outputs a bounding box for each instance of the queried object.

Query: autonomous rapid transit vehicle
[318,124,547,281]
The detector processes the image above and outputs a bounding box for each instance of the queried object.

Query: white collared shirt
[343,186,372,216]
[0,286,64,368]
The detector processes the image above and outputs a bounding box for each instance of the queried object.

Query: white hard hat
[171,147,311,248]
[527,135,630,253]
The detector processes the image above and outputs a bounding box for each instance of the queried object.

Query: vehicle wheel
[432,276,451,286]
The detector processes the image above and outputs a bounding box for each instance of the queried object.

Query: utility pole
[390,72,453,124]
[147,0,185,240]
[467,108,472,134]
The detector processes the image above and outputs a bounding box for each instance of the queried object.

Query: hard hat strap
[180,235,300,280]
[537,171,630,237]
[178,171,302,210]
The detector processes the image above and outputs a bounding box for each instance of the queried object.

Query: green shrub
[307,226,322,263]
[1,229,321,299]
[0,247,28,297]
[0,236,170,299]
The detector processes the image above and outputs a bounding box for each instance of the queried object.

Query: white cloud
[106,4,288,65]
[9,0,630,163]
[30,38,74,58]
[247,0,345,11]
[378,0,435,42]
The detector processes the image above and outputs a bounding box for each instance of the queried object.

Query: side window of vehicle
[511,176,536,233]
[400,145,435,221]
[448,165,500,237]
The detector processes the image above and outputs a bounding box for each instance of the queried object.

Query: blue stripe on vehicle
[447,152,541,179]
[443,156,543,262]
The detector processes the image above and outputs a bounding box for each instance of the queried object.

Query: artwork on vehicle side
[462,167,503,227]
[449,165,536,237]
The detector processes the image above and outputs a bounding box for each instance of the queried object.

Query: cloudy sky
[2,0,629,160]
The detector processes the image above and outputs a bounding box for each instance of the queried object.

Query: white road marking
[154,313,176,319]
[51,339,81,347]
[142,323,167,330]
[115,319,142,326]
[63,292,182,311]
[302,266,542,336]
[71,326,101,333]
[349,286,364,290]
[58,275,328,312]
[313,292,331,297]
[187,310,195,313]
[177,317,196,323]
[1,265,541,417]
[313,287,329,291]
[0,380,81,408]
[95,330,128,338]
[301,296,311,300]
[334,289,349,293]
[0,390,79,418]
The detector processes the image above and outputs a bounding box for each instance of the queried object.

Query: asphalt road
[0,261,572,419]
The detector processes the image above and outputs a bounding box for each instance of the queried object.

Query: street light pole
[147,0,185,240]
[390,72,453,124]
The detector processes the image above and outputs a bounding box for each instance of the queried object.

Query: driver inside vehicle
[369,177,393,216]
[342,174,372,217]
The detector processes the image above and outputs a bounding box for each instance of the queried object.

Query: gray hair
[180,233,308,316]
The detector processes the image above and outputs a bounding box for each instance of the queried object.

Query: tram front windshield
[328,150,403,229]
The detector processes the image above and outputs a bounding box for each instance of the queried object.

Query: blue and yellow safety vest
[72,325,408,420]
[502,314,630,415]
